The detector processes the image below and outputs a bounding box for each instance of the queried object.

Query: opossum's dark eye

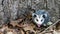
[43,15,45,18]
[36,19,38,21]
[34,15,36,18]
[41,19,43,22]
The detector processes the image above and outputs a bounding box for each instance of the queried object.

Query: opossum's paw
[47,22,52,26]
[43,24,47,26]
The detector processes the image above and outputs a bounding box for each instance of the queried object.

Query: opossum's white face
[32,13,45,27]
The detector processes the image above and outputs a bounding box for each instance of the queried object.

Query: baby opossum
[32,10,51,27]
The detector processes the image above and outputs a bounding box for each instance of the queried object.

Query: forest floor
[0,18,60,34]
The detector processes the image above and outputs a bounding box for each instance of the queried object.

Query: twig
[40,19,60,34]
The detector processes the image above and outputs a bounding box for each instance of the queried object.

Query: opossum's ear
[34,14,37,18]
[43,14,47,18]
[43,15,45,18]
[32,13,37,18]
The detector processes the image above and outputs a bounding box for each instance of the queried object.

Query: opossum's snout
[37,24,41,27]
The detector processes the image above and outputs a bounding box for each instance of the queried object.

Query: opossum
[32,10,52,27]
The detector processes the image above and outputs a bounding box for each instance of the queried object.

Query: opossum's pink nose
[37,24,41,27]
